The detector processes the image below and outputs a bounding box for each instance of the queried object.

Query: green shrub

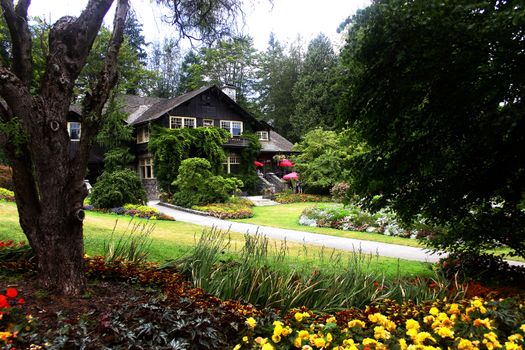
[90,169,147,209]
[0,187,15,202]
[274,192,330,204]
[172,158,243,207]
[0,165,13,191]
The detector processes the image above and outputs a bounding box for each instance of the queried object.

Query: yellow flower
[429,307,439,316]
[521,325,525,333]
[295,312,305,322]
[326,333,333,342]
[436,326,454,339]
[406,319,420,330]
[313,337,326,348]
[423,315,435,325]
[299,330,310,339]
[294,336,302,348]
[505,342,521,350]
[483,332,502,350]
[282,326,292,337]
[458,338,479,350]
[262,343,275,350]
[399,338,408,350]
[414,332,436,345]
[473,318,492,329]
[406,328,418,337]
[448,303,461,315]
[242,336,249,343]
[362,338,378,346]
[233,345,241,350]
[326,317,337,324]
[245,317,257,329]
[374,326,391,340]
[272,334,281,343]
[508,334,524,343]
[348,320,366,328]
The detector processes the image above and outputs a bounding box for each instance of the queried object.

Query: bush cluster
[90,169,147,209]
[172,158,243,207]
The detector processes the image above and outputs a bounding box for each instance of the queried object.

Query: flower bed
[299,204,438,239]
[193,198,254,219]
[0,188,15,202]
[0,287,32,347]
[83,203,175,221]
[274,192,331,204]
[234,297,525,349]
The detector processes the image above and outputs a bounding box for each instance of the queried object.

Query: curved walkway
[149,201,442,263]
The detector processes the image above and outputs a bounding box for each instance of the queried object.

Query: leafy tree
[256,34,302,140]
[172,157,242,207]
[292,128,364,194]
[123,9,147,63]
[90,169,147,208]
[339,0,525,258]
[0,0,247,294]
[147,38,181,98]
[148,126,229,192]
[291,33,341,141]
[176,50,205,95]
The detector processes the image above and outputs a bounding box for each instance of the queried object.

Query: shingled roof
[261,131,295,153]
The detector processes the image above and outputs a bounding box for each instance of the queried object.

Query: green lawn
[233,202,423,247]
[0,201,434,278]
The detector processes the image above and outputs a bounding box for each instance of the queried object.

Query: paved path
[242,196,279,206]
[149,201,442,263]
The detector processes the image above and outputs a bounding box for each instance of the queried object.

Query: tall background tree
[339,0,525,258]
[290,33,341,141]
[0,0,246,295]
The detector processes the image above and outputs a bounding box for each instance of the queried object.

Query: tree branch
[0,66,34,123]
[70,0,130,198]
[40,0,114,117]
[0,0,33,86]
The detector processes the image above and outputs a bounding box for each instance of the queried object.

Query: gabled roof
[261,130,296,153]
[130,86,210,125]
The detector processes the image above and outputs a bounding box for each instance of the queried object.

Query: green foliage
[147,38,182,98]
[274,192,330,204]
[103,220,154,266]
[290,34,342,141]
[0,118,28,157]
[339,0,525,258]
[172,158,243,207]
[292,129,365,194]
[256,34,302,140]
[148,126,229,192]
[233,133,261,194]
[90,169,147,209]
[178,227,452,313]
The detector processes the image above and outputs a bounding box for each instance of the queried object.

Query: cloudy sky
[28,0,371,50]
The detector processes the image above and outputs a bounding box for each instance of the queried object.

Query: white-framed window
[67,122,81,141]
[256,131,269,141]
[222,152,241,174]
[220,120,243,136]
[170,116,196,129]
[139,157,154,179]
[137,124,150,144]
[203,119,214,127]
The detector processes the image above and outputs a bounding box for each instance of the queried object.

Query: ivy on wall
[148,125,230,192]
[233,133,261,194]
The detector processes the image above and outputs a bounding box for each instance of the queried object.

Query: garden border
[158,202,212,217]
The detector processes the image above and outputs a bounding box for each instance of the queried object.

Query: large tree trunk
[0,0,130,295]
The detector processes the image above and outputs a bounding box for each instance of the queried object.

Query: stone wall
[142,179,160,200]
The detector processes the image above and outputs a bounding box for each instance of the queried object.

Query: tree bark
[0,0,129,295]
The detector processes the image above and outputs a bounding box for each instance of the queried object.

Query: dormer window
[68,122,81,141]
[137,125,150,144]
[256,131,269,141]
[220,120,243,136]
[170,116,196,129]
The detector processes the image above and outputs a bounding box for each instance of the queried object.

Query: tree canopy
[339,0,525,257]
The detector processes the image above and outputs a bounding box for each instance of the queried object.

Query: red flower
[6,287,18,298]
[0,295,8,308]
[17,298,25,305]
[373,281,379,287]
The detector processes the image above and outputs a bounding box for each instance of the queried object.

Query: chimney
[221,85,237,102]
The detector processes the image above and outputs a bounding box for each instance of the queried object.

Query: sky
[28,0,371,51]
